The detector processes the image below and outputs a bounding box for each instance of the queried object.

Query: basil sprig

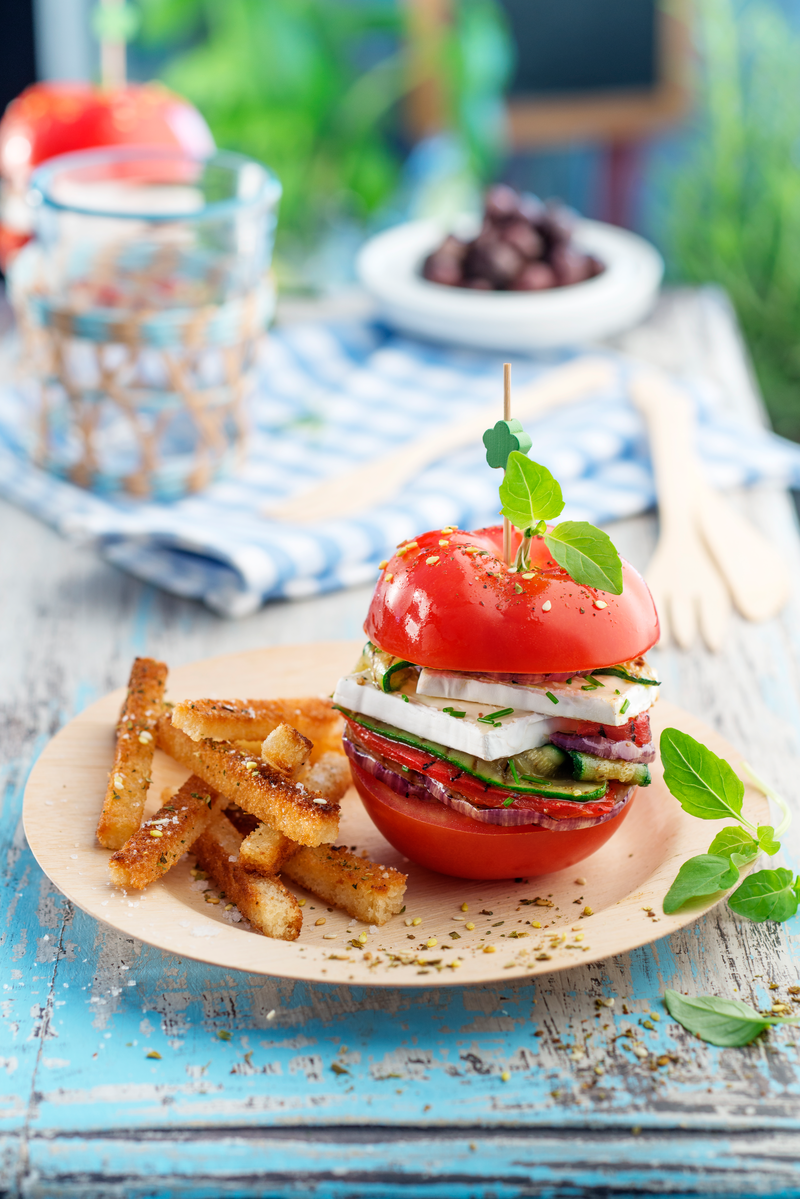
[661,728,795,922]
[664,989,799,1047]
[498,452,623,595]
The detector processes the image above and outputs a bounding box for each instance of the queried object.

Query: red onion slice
[549,731,656,763]
[343,734,636,831]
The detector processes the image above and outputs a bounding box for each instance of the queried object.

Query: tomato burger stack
[334,525,660,879]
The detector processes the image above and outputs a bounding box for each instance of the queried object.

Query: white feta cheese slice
[333,673,562,760]
[416,668,657,725]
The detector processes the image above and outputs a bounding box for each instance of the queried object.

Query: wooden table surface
[3,287,800,1198]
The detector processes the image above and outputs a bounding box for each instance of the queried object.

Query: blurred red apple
[0,81,214,268]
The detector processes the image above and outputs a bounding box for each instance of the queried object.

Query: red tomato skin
[351,759,637,880]
[366,526,658,674]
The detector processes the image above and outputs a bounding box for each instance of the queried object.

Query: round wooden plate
[23,641,768,988]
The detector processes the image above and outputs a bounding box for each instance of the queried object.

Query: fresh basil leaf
[727,868,799,923]
[757,825,781,856]
[663,854,739,914]
[660,728,746,822]
[543,522,623,595]
[499,452,564,528]
[708,826,759,866]
[663,989,794,1047]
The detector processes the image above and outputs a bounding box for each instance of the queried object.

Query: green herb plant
[666,0,800,440]
[661,728,795,921]
[135,0,511,270]
[492,439,623,593]
[664,989,799,1048]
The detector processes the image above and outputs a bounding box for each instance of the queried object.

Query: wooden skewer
[503,362,511,566]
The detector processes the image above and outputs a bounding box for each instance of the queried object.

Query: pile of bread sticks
[95,657,407,940]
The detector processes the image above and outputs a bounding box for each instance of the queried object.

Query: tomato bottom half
[350,759,638,880]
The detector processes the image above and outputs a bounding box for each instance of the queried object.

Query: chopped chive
[565,677,573,685]
[443,706,467,718]
[545,692,559,705]
[401,695,409,703]
[620,698,630,714]
[477,707,515,724]
[503,795,515,807]
[508,758,521,785]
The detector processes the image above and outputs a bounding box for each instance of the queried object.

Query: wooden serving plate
[22,641,768,987]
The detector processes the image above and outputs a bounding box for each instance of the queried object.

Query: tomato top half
[365,526,659,673]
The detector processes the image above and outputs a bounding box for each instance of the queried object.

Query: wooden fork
[630,371,788,650]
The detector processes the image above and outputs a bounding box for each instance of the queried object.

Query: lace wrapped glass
[8,146,281,498]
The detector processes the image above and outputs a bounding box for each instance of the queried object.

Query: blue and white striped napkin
[2,317,800,618]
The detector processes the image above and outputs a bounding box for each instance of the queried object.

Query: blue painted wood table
[4,288,800,1198]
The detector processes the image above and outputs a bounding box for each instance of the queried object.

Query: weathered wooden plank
[20,1128,800,1197]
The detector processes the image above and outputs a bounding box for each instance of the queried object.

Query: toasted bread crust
[193,812,302,940]
[156,714,340,846]
[171,697,343,761]
[96,657,168,850]
[108,775,221,890]
[302,753,352,802]
[283,845,407,926]
[239,822,298,875]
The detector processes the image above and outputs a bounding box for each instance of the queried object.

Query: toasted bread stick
[171,697,343,760]
[302,753,352,802]
[283,845,407,926]
[108,775,222,890]
[155,714,339,847]
[193,811,302,940]
[239,822,298,875]
[96,657,168,850]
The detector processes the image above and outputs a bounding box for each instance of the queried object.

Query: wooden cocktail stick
[503,362,511,566]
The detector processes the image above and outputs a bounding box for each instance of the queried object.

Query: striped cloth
[2,318,800,618]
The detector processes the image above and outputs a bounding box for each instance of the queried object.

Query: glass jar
[8,145,281,498]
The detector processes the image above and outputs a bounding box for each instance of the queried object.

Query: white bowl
[356,217,664,351]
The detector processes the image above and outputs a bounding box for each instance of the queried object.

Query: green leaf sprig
[495,449,624,595]
[664,989,799,1047]
[661,728,796,922]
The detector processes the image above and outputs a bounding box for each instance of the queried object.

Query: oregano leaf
[757,825,781,856]
[664,989,797,1047]
[727,868,799,923]
[662,854,739,914]
[660,728,746,822]
[498,452,564,528]
[543,522,623,595]
[708,826,759,866]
